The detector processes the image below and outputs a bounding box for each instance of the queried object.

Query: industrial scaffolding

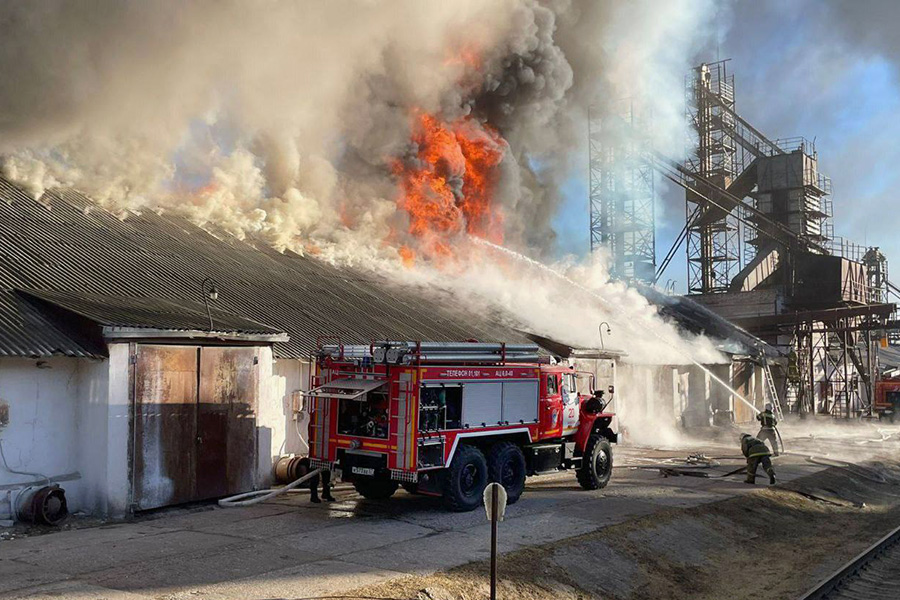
[589,57,899,419]
[588,102,656,283]
[685,61,742,294]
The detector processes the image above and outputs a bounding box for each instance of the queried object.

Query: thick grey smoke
[1,1,739,422]
[0,0,717,260]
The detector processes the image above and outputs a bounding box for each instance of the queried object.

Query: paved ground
[0,433,882,600]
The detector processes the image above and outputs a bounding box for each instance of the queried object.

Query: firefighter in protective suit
[756,403,780,456]
[741,433,776,485]
[309,469,335,503]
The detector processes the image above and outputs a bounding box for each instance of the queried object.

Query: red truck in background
[874,376,900,422]
[305,341,617,511]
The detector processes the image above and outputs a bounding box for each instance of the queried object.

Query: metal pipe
[0,439,49,485]
[404,353,541,364]
[416,342,538,352]
[373,342,539,352]
[15,485,68,525]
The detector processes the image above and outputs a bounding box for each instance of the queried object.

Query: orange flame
[393,111,506,263]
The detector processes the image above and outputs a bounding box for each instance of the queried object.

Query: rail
[796,523,900,600]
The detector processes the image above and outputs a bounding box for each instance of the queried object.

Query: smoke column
[0,1,716,251]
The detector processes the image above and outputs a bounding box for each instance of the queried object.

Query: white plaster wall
[105,344,131,516]
[256,352,310,488]
[75,357,110,516]
[274,358,310,456]
[0,357,85,517]
[1,346,312,519]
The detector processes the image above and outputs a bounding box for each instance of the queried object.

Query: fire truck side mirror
[608,385,615,395]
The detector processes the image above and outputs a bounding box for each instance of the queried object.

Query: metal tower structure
[864,247,889,304]
[685,61,742,294]
[589,102,656,283]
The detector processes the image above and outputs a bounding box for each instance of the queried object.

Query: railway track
[797,523,900,599]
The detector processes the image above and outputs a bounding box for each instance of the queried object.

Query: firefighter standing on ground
[309,469,335,503]
[741,433,776,485]
[756,402,780,456]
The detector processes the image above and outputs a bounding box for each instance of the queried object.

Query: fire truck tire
[443,444,488,512]
[577,435,612,490]
[488,442,526,504]
[353,478,398,500]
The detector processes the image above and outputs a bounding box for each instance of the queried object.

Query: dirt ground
[350,460,900,600]
[4,425,900,600]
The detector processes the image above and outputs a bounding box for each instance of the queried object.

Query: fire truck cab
[305,341,617,511]
[874,377,900,422]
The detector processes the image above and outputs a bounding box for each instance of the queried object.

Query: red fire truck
[305,341,617,511]
[874,376,900,421]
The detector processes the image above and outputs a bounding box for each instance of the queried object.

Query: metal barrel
[15,485,68,525]
[274,456,311,486]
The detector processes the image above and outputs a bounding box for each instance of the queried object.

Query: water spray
[472,237,761,416]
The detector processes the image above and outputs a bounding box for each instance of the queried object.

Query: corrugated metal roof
[19,290,282,336]
[0,177,535,359]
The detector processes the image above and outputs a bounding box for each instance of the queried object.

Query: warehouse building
[0,177,773,519]
[0,177,534,518]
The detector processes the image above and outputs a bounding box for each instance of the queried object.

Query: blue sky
[554,0,900,293]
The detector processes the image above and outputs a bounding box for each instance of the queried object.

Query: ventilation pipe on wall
[15,485,68,525]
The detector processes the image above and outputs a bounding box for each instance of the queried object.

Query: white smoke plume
[0,1,724,368]
[379,240,726,366]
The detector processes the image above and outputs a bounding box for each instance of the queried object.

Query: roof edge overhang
[570,348,628,360]
[102,326,289,344]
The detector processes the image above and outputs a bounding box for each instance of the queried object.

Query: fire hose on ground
[218,468,322,508]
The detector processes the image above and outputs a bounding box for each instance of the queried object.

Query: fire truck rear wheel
[443,444,488,512]
[353,478,398,500]
[488,442,526,504]
[577,434,612,490]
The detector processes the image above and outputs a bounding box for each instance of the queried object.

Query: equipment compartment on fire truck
[306,341,618,512]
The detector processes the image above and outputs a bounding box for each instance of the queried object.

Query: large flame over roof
[393,111,507,263]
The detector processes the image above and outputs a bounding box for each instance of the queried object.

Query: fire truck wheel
[443,444,488,512]
[577,435,613,490]
[353,478,398,500]
[488,442,526,504]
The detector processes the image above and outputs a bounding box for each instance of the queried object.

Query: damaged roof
[640,285,779,359]
[0,177,534,358]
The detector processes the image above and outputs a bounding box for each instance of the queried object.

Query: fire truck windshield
[337,391,389,439]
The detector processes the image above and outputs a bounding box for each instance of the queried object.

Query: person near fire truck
[756,403,780,456]
[740,433,776,485]
[309,468,335,503]
[583,387,607,415]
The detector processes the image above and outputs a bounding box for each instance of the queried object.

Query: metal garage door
[132,345,259,511]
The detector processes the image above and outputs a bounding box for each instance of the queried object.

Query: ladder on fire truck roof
[762,359,785,422]
[320,341,542,365]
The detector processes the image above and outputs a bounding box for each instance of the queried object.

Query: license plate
[351,466,375,476]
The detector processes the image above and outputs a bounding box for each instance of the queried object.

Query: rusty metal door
[197,347,258,499]
[133,345,200,510]
[132,345,259,510]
